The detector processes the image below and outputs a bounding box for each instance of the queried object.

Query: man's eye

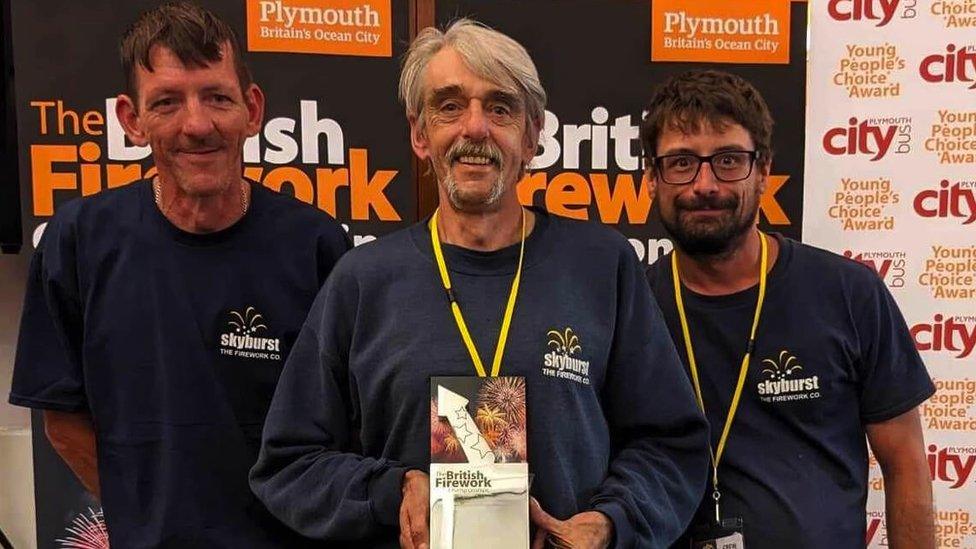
[666,157,693,169]
[490,105,511,116]
[151,98,176,110]
[212,94,233,104]
[439,102,461,113]
[716,154,738,166]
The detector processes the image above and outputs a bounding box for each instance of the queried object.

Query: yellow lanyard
[671,231,768,523]
[429,208,526,378]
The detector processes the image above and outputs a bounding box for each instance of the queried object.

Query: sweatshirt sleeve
[249,265,407,542]
[589,247,710,548]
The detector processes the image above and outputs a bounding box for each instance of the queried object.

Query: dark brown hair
[640,70,774,166]
[119,1,251,102]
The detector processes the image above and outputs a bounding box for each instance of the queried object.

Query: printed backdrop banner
[9,1,413,546]
[438,0,808,266]
[12,0,976,546]
[804,1,976,546]
[13,0,413,252]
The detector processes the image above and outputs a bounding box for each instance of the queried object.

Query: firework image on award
[429,376,529,549]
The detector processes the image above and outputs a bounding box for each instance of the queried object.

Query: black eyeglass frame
[651,150,759,185]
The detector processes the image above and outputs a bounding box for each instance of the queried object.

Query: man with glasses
[642,70,935,548]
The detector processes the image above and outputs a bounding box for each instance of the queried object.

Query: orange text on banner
[516,171,791,226]
[246,0,392,57]
[651,0,791,64]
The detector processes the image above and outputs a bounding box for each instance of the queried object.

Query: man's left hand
[529,498,613,549]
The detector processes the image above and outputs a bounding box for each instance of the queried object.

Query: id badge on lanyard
[673,232,768,549]
[689,517,745,549]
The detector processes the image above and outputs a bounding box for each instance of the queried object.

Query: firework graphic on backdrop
[431,376,527,464]
[56,507,109,548]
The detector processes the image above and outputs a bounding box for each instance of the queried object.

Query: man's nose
[690,161,720,195]
[181,98,216,138]
[461,101,489,141]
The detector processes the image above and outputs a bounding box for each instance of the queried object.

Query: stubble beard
[661,191,760,258]
[439,138,508,212]
[444,171,507,211]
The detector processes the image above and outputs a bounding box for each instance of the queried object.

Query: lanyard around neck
[429,208,526,378]
[671,231,768,520]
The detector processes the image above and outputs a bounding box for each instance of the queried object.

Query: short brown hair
[640,70,774,166]
[119,1,252,102]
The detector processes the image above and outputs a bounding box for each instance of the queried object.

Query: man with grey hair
[250,19,708,548]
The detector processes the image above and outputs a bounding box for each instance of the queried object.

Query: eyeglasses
[652,151,758,185]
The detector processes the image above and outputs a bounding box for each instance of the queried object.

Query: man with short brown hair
[9,2,349,546]
[642,69,935,548]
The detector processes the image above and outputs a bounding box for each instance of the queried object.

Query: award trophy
[429,376,529,549]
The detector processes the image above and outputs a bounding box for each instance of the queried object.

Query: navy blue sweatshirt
[251,210,709,547]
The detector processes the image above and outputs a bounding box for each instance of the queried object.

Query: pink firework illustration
[56,507,110,548]
[477,377,526,427]
[490,425,528,463]
[430,399,448,455]
[430,398,464,462]
[505,425,528,462]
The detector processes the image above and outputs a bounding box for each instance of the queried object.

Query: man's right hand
[399,469,430,549]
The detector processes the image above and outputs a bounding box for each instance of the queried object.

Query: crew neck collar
[410,207,554,276]
[673,233,792,309]
[142,179,262,247]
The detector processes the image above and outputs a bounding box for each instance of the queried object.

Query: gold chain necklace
[152,179,249,217]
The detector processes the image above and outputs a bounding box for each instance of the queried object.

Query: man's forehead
[134,42,237,93]
[422,47,519,102]
[660,115,752,143]
[143,42,232,71]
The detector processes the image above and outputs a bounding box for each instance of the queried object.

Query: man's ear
[756,159,772,194]
[522,116,542,165]
[243,83,266,137]
[642,162,658,202]
[409,114,430,161]
[115,94,148,147]
[643,163,657,188]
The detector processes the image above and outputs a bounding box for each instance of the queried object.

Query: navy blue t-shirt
[646,234,934,549]
[10,180,350,548]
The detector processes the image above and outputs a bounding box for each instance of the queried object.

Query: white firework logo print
[547,327,582,355]
[56,507,109,548]
[227,306,267,335]
[761,350,804,380]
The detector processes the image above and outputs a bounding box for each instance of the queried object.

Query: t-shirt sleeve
[855,272,935,423]
[9,214,88,412]
[590,244,710,548]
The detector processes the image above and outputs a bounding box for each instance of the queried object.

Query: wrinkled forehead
[422,46,523,105]
[142,41,233,73]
